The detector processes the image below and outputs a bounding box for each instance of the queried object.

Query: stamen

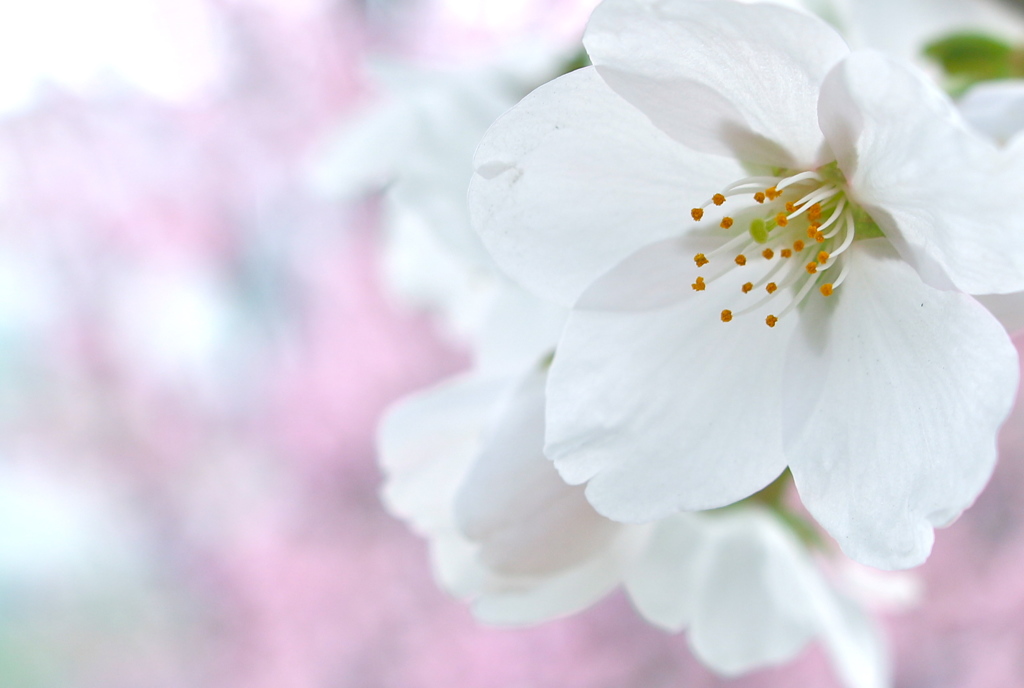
[766,282,778,293]
[766,314,778,328]
[721,309,733,322]
[817,251,830,263]
[692,276,706,291]
[776,273,821,321]
[707,232,754,261]
[712,193,726,206]
[735,254,747,266]
[754,192,766,203]
[793,240,805,252]
[786,186,839,221]
[805,262,818,274]
[785,201,799,213]
[821,209,856,268]
[742,282,754,293]
[781,248,793,258]
[694,253,709,267]
[814,231,825,243]
[775,213,789,227]
[808,203,822,222]
[775,170,822,190]
[762,248,774,260]
[765,186,782,201]
[691,208,704,221]
[831,259,851,289]
[818,197,847,237]
[722,176,778,193]
[720,217,734,229]
[820,283,833,296]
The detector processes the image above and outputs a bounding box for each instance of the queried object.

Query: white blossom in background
[470,0,1024,570]
[378,363,889,687]
[310,46,574,343]
[957,79,1024,334]
[807,0,1024,65]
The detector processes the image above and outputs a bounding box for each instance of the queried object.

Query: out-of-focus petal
[455,368,621,577]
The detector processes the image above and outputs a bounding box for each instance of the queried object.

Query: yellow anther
[793,240,805,252]
[785,201,800,213]
[808,203,822,221]
[694,253,709,267]
[775,212,789,227]
[766,314,778,328]
[765,186,782,200]
[691,208,704,221]
[814,231,825,243]
[742,282,754,293]
[817,250,830,263]
[780,248,793,258]
[762,248,774,260]
[766,282,778,293]
[734,254,747,266]
[820,283,834,297]
[754,192,766,204]
[807,226,817,239]
[712,193,726,206]
[806,262,818,274]
[692,276,706,291]
[720,217,734,229]
[721,309,733,322]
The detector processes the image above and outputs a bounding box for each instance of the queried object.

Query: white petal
[575,234,719,312]
[686,510,818,675]
[584,0,848,168]
[472,284,567,376]
[960,79,1024,146]
[977,291,1024,334]
[470,66,742,306]
[818,50,1024,294]
[814,591,890,688]
[546,288,792,520]
[377,375,506,533]
[785,239,1019,569]
[456,367,622,577]
[471,528,644,626]
[623,514,705,631]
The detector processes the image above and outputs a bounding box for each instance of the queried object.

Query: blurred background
[5,0,1024,686]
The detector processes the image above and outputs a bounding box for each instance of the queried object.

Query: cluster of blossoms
[358,0,1024,684]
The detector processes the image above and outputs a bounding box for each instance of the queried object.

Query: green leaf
[924,32,1013,80]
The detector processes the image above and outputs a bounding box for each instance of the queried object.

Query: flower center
[688,165,880,328]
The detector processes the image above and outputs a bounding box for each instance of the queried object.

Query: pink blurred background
[3,0,1024,686]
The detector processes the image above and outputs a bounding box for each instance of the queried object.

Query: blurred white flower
[958,79,1024,333]
[469,0,1024,569]
[960,79,1024,147]
[310,46,573,344]
[378,364,889,687]
[816,0,1024,65]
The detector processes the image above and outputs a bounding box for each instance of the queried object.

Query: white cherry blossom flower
[310,48,570,343]
[378,364,889,687]
[469,0,1024,569]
